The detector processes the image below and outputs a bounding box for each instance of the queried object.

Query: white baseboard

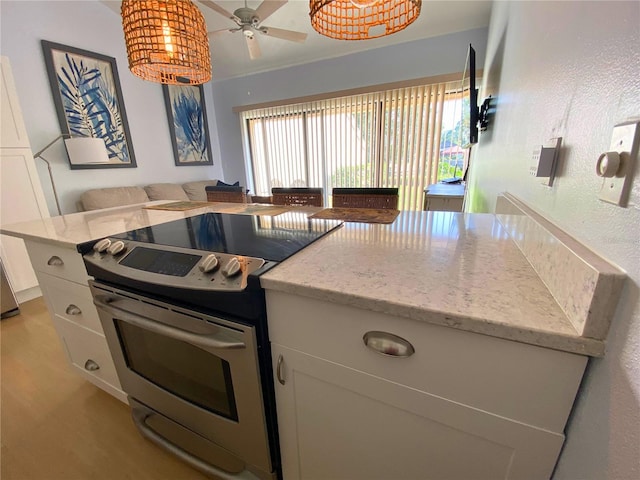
[16,285,42,304]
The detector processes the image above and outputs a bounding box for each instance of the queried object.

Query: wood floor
[1,297,209,480]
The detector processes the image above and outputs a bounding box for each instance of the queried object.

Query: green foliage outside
[438,161,463,180]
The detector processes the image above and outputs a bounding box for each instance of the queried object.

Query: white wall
[0,0,223,215]
[211,28,488,187]
[0,0,487,212]
[468,2,640,478]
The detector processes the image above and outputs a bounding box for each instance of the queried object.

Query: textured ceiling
[102,1,493,80]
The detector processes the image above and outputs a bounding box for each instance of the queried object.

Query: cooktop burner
[109,211,342,263]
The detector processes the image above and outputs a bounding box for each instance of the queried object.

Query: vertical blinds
[241,80,461,211]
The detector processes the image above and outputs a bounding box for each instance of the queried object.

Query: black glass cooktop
[110,211,342,263]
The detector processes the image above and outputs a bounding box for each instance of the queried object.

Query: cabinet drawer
[425,197,464,212]
[38,273,102,334]
[266,290,587,433]
[24,239,88,284]
[53,315,121,391]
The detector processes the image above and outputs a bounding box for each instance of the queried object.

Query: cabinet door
[1,149,51,295]
[425,196,464,212]
[0,232,38,297]
[1,57,50,297]
[1,56,30,149]
[272,344,564,480]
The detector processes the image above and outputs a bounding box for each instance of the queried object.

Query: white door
[272,343,564,480]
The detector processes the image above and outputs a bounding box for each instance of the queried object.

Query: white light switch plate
[599,120,640,207]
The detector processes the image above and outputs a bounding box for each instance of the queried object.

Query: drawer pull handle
[363,331,415,358]
[84,359,100,371]
[65,304,82,316]
[276,355,286,385]
[47,256,64,266]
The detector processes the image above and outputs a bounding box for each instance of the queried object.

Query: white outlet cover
[598,121,640,207]
[531,137,561,186]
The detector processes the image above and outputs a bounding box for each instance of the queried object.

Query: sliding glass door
[242,80,466,210]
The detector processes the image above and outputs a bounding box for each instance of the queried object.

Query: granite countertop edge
[260,278,605,357]
[3,232,80,250]
[2,202,611,358]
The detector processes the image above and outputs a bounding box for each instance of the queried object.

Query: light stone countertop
[2,198,622,357]
[0,201,292,248]
[259,209,607,356]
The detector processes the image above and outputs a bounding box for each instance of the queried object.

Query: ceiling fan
[200,0,308,60]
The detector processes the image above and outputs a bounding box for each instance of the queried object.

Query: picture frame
[163,84,213,166]
[41,40,136,169]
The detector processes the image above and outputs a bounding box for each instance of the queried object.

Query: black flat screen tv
[461,44,479,146]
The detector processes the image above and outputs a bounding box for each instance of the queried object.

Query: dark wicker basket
[272,188,324,207]
[332,188,399,210]
[250,195,273,204]
[205,185,247,203]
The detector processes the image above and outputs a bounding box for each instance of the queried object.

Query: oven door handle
[94,295,246,350]
[131,406,260,480]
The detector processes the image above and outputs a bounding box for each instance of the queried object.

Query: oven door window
[115,320,238,421]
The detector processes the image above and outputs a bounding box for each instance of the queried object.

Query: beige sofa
[79,180,220,211]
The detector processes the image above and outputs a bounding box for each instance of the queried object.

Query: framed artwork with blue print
[163,84,213,166]
[41,40,136,169]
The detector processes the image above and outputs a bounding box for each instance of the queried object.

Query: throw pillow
[144,183,189,201]
[218,180,249,194]
[216,180,240,187]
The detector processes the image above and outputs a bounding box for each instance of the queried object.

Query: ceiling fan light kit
[309,0,422,40]
[202,1,308,60]
[122,0,212,85]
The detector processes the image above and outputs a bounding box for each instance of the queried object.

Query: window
[241,80,466,210]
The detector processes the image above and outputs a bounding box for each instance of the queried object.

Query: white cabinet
[272,344,565,480]
[24,238,126,403]
[267,291,587,480]
[424,195,464,212]
[0,56,30,148]
[423,183,465,212]
[0,56,49,302]
[1,54,126,403]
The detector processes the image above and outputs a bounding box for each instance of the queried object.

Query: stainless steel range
[81,212,341,480]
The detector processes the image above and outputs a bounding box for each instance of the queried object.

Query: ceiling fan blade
[254,1,288,23]
[199,0,241,23]
[245,35,262,60]
[260,26,307,43]
[207,28,237,37]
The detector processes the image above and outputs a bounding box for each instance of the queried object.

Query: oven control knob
[199,254,219,273]
[93,238,112,253]
[222,257,241,277]
[107,240,126,256]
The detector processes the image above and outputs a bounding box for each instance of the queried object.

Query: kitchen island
[1,195,625,479]
[259,194,624,479]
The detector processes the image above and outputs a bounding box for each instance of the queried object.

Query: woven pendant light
[309,0,421,40]
[121,0,211,85]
